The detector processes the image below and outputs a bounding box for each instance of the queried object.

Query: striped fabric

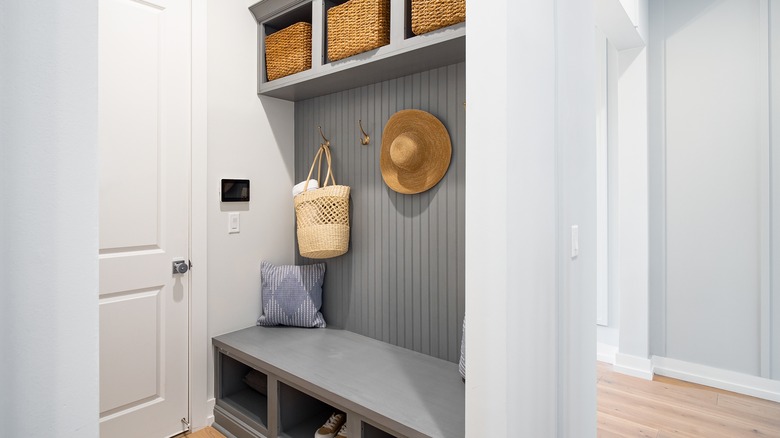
[459,316,465,380]
[257,261,327,328]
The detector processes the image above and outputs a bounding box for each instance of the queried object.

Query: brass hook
[318,126,330,147]
[358,119,370,145]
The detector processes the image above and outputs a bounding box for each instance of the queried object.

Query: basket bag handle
[303,144,336,191]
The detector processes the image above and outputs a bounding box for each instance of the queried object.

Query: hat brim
[380,109,452,195]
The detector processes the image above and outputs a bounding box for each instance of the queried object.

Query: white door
[98,0,191,436]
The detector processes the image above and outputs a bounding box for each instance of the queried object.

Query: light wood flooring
[597,362,780,437]
[183,363,780,437]
[182,426,225,438]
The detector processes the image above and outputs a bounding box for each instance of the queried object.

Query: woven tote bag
[294,145,350,259]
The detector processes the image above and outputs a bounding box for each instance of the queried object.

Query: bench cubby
[362,421,397,438]
[278,382,335,438]
[215,352,269,437]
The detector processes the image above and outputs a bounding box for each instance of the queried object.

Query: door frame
[189,0,209,430]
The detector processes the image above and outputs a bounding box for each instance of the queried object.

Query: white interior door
[98,0,191,436]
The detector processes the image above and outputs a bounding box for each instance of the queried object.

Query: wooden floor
[597,362,780,437]
[184,364,780,438]
[182,426,225,438]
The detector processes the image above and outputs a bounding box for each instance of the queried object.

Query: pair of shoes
[315,412,347,438]
[335,423,347,438]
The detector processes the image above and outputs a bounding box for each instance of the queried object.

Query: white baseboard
[206,397,216,425]
[597,342,618,365]
[652,356,780,403]
[613,353,653,380]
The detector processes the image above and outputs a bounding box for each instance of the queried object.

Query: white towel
[292,179,319,197]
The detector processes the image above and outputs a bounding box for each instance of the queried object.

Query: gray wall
[649,0,779,379]
[294,62,465,363]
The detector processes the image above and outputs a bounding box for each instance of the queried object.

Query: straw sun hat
[380,109,452,195]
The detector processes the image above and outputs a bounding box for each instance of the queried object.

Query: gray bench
[213,326,464,438]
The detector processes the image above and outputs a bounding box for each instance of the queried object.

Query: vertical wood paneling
[294,62,465,362]
[436,66,449,359]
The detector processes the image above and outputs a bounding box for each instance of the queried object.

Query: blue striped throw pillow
[257,261,327,328]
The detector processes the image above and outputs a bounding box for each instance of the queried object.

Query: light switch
[228,212,240,234]
[571,225,579,259]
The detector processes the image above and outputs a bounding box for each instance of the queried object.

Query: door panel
[98,0,191,435]
[99,288,161,414]
[99,0,163,251]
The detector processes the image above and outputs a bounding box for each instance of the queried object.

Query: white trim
[597,343,618,365]
[206,398,216,426]
[771,0,780,381]
[653,356,780,403]
[189,0,209,431]
[594,0,645,50]
[595,28,610,328]
[759,0,772,380]
[613,353,653,380]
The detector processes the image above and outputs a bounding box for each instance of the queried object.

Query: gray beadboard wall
[294,62,465,363]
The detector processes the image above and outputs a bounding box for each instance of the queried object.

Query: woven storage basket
[411,0,465,35]
[265,22,312,81]
[295,145,351,259]
[327,0,390,62]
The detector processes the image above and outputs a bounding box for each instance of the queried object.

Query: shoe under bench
[212,326,465,438]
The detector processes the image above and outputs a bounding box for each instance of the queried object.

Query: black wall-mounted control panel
[221,179,250,202]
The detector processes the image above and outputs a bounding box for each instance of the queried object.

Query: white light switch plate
[228,212,240,234]
[571,225,579,258]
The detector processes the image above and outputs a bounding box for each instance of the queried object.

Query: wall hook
[318,126,330,147]
[358,119,370,145]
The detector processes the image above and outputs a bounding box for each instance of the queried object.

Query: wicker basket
[411,0,465,35]
[327,0,390,62]
[265,22,312,81]
[295,145,350,259]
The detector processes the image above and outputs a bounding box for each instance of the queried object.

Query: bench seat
[213,326,464,438]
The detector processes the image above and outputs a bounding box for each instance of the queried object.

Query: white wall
[651,0,771,378]
[772,1,780,381]
[619,0,649,42]
[205,0,296,404]
[647,0,667,359]
[0,1,100,436]
[615,45,650,376]
[605,36,622,351]
[594,0,650,376]
[596,0,645,50]
[649,0,780,391]
[596,32,622,355]
[556,2,598,433]
[465,0,596,435]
